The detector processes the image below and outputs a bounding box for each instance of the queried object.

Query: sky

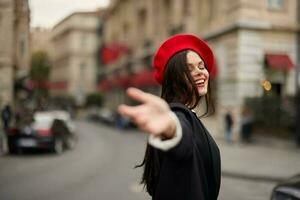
[29,0,110,28]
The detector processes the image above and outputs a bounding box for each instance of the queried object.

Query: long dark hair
[136,50,214,195]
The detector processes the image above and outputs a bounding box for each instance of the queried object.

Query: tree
[30,51,51,107]
[86,92,103,107]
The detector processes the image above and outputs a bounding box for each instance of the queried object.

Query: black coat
[152,103,221,200]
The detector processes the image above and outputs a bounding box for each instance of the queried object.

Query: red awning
[49,81,68,90]
[265,54,295,71]
[97,79,112,91]
[130,70,158,87]
[101,43,130,65]
[27,80,47,89]
[111,75,130,88]
[27,80,68,90]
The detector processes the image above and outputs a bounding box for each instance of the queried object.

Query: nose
[193,67,202,76]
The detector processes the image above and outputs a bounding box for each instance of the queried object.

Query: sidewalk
[203,117,300,183]
[0,130,7,155]
[218,137,300,182]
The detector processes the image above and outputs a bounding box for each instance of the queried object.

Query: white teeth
[196,79,205,84]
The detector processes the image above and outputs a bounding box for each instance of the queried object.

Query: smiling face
[186,50,209,96]
[161,50,211,109]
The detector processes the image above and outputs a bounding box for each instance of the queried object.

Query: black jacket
[152,103,221,200]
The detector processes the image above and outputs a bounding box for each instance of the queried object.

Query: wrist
[162,112,177,139]
[148,111,183,151]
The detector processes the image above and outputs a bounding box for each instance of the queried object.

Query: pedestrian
[118,34,221,200]
[224,109,234,144]
[240,105,254,143]
[1,104,12,131]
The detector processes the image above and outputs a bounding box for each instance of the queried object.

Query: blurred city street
[0,120,148,200]
[0,0,299,199]
[1,119,299,200]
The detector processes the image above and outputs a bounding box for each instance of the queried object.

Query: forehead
[186,50,204,64]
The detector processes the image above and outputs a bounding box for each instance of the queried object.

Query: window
[163,0,172,25]
[268,0,284,10]
[20,35,26,57]
[79,63,86,83]
[271,83,282,96]
[80,63,85,75]
[183,0,190,17]
[22,0,28,11]
[81,34,87,48]
[20,40,25,56]
[137,8,146,42]
[123,22,129,37]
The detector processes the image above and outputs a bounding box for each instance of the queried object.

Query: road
[0,120,149,200]
[0,120,275,200]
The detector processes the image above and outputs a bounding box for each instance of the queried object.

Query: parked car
[271,174,300,200]
[87,107,116,125]
[6,110,76,154]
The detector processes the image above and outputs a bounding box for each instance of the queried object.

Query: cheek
[205,70,210,79]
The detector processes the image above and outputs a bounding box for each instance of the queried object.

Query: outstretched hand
[118,88,176,139]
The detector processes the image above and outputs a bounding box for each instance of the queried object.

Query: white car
[7,110,77,154]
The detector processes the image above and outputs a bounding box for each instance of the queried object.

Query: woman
[118,34,221,200]
[224,109,234,144]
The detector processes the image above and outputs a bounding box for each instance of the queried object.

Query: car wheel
[16,147,23,155]
[54,138,63,154]
[8,145,16,154]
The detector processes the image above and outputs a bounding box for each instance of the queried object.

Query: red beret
[153,34,215,84]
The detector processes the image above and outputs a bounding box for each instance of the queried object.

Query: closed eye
[198,61,205,69]
[188,61,206,71]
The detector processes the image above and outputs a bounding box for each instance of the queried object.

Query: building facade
[51,11,103,105]
[0,0,30,107]
[99,0,298,135]
[30,27,53,56]
[201,0,298,134]
[203,0,297,106]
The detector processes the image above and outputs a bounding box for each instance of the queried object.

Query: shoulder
[169,102,195,114]
[169,102,190,112]
[169,102,196,121]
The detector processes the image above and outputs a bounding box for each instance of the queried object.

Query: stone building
[30,27,53,56]
[0,0,30,107]
[99,0,226,110]
[51,11,103,105]
[99,0,298,136]
[202,0,297,106]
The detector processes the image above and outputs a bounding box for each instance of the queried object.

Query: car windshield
[32,118,52,129]
[32,113,54,129]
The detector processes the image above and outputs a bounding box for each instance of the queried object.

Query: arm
[148,111,182,151]
[118,88,194,160]
[118,88,177,139]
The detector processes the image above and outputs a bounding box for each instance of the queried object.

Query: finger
[118,104,147,118]
[134,115,148,126]
[126,87,155,104]
[118,104,138,118]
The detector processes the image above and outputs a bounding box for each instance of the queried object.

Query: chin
[198,88,208,96]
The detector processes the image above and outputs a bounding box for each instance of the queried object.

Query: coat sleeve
[148,105,195,160]
[164,109,195,160]
[148,111,183,151]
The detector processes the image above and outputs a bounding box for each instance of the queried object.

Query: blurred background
[0,0,299,199]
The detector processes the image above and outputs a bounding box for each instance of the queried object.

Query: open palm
[118,88,176,138]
